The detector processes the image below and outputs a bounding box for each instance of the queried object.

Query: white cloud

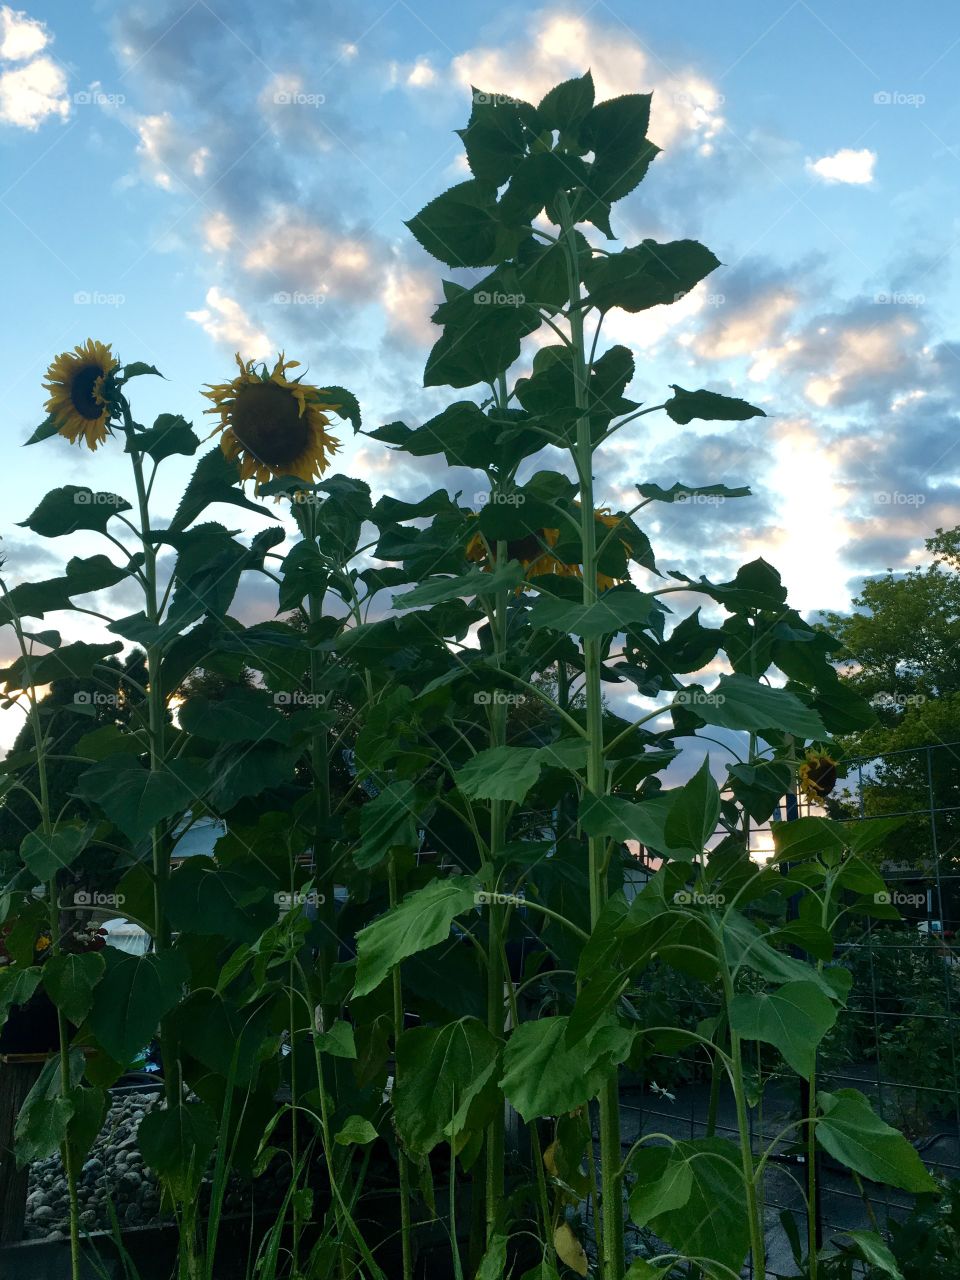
[135,111,210,189]
[406,57,437,88]
[445,9,725,150]
[0,5,48,61]
[202,211,235,253]
[806,148,876,185]
[242,213,382,300]
[186,287,272,357]
[0,54,68,128]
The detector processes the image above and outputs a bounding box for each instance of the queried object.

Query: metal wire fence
[616,741,960,1276]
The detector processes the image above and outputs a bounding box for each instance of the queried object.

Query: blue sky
[2,0,960,751]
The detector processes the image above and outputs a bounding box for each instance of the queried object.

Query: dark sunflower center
[231,382,310,466]
[70,366,106,420]
[506,531,548,562]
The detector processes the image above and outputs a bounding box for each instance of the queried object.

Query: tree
[819,527,960,884]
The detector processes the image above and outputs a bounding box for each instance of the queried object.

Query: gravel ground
[24,1088,288,1241]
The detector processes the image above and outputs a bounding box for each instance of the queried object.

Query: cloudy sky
[2,0,959,752]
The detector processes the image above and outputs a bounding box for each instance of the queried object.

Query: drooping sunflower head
[203,353,342,490]
[43,339,119,451]
[797,749,838,802]
[466,508,629,591]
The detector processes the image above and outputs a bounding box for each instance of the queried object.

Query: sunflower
[203,353,342,489]
[43,339,119,450]
[797,749,838,802]
[466,507,628,591]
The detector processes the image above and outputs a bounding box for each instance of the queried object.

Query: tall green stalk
[558,191,625,1280]
[122,408,178,1108]
[1,584,82,1279]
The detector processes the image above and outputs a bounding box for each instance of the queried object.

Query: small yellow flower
[43,339,119,450]
[203,353,342,489]
[798,750,838,801]
[35,933,52,954]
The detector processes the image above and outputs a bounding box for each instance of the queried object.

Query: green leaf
[178,688,292,745]
[723,911,838,998]
[537,71,594,136]
[0,965,42,1023]
[499,1016,633,1121]
[353,876,479,998]
[477,1233,509,1280]
[335,1115,378,1146]
[843,1230,905,1280]
[663,758,721,858]
[676,674,827,738]
[583,240,720,313]
[14,1051,82,1165]
[394,1017,500,1155]
[42,950,105,1024]
[457,94,528,185]
[118,361,162,382]
[393,562,526,608]
[24,415,61,445]
[20,820,96,880]
[528,589,659,639]
[168,448,271,534]
[815,1090,937,1192]
[579,793,674,855]
[317,1020,357,1059]
[19,486,132,537]
[771,816,848,863]
[130,414,200,461]
[636,481,751,504]
[139,1100,218,1201]
[1,639,124,692]
[406,179,501,268]
[729,981,838,1076]
[628,1138,751,1277]
[579,93,659,206]
[665,385,766,425]
[89,949,188,1066]
[166,859,276,943]
[455,746,544,803]
[356,781,424,870]
[74,757,207,846]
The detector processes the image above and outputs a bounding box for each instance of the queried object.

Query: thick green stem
[3,586,81,1280]
[485,539,508,1243]
[123,411,179,1108]
[558,190,624,1280]
[390,857,415,1280]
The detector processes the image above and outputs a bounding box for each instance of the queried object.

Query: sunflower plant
[0,70,941,1280]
